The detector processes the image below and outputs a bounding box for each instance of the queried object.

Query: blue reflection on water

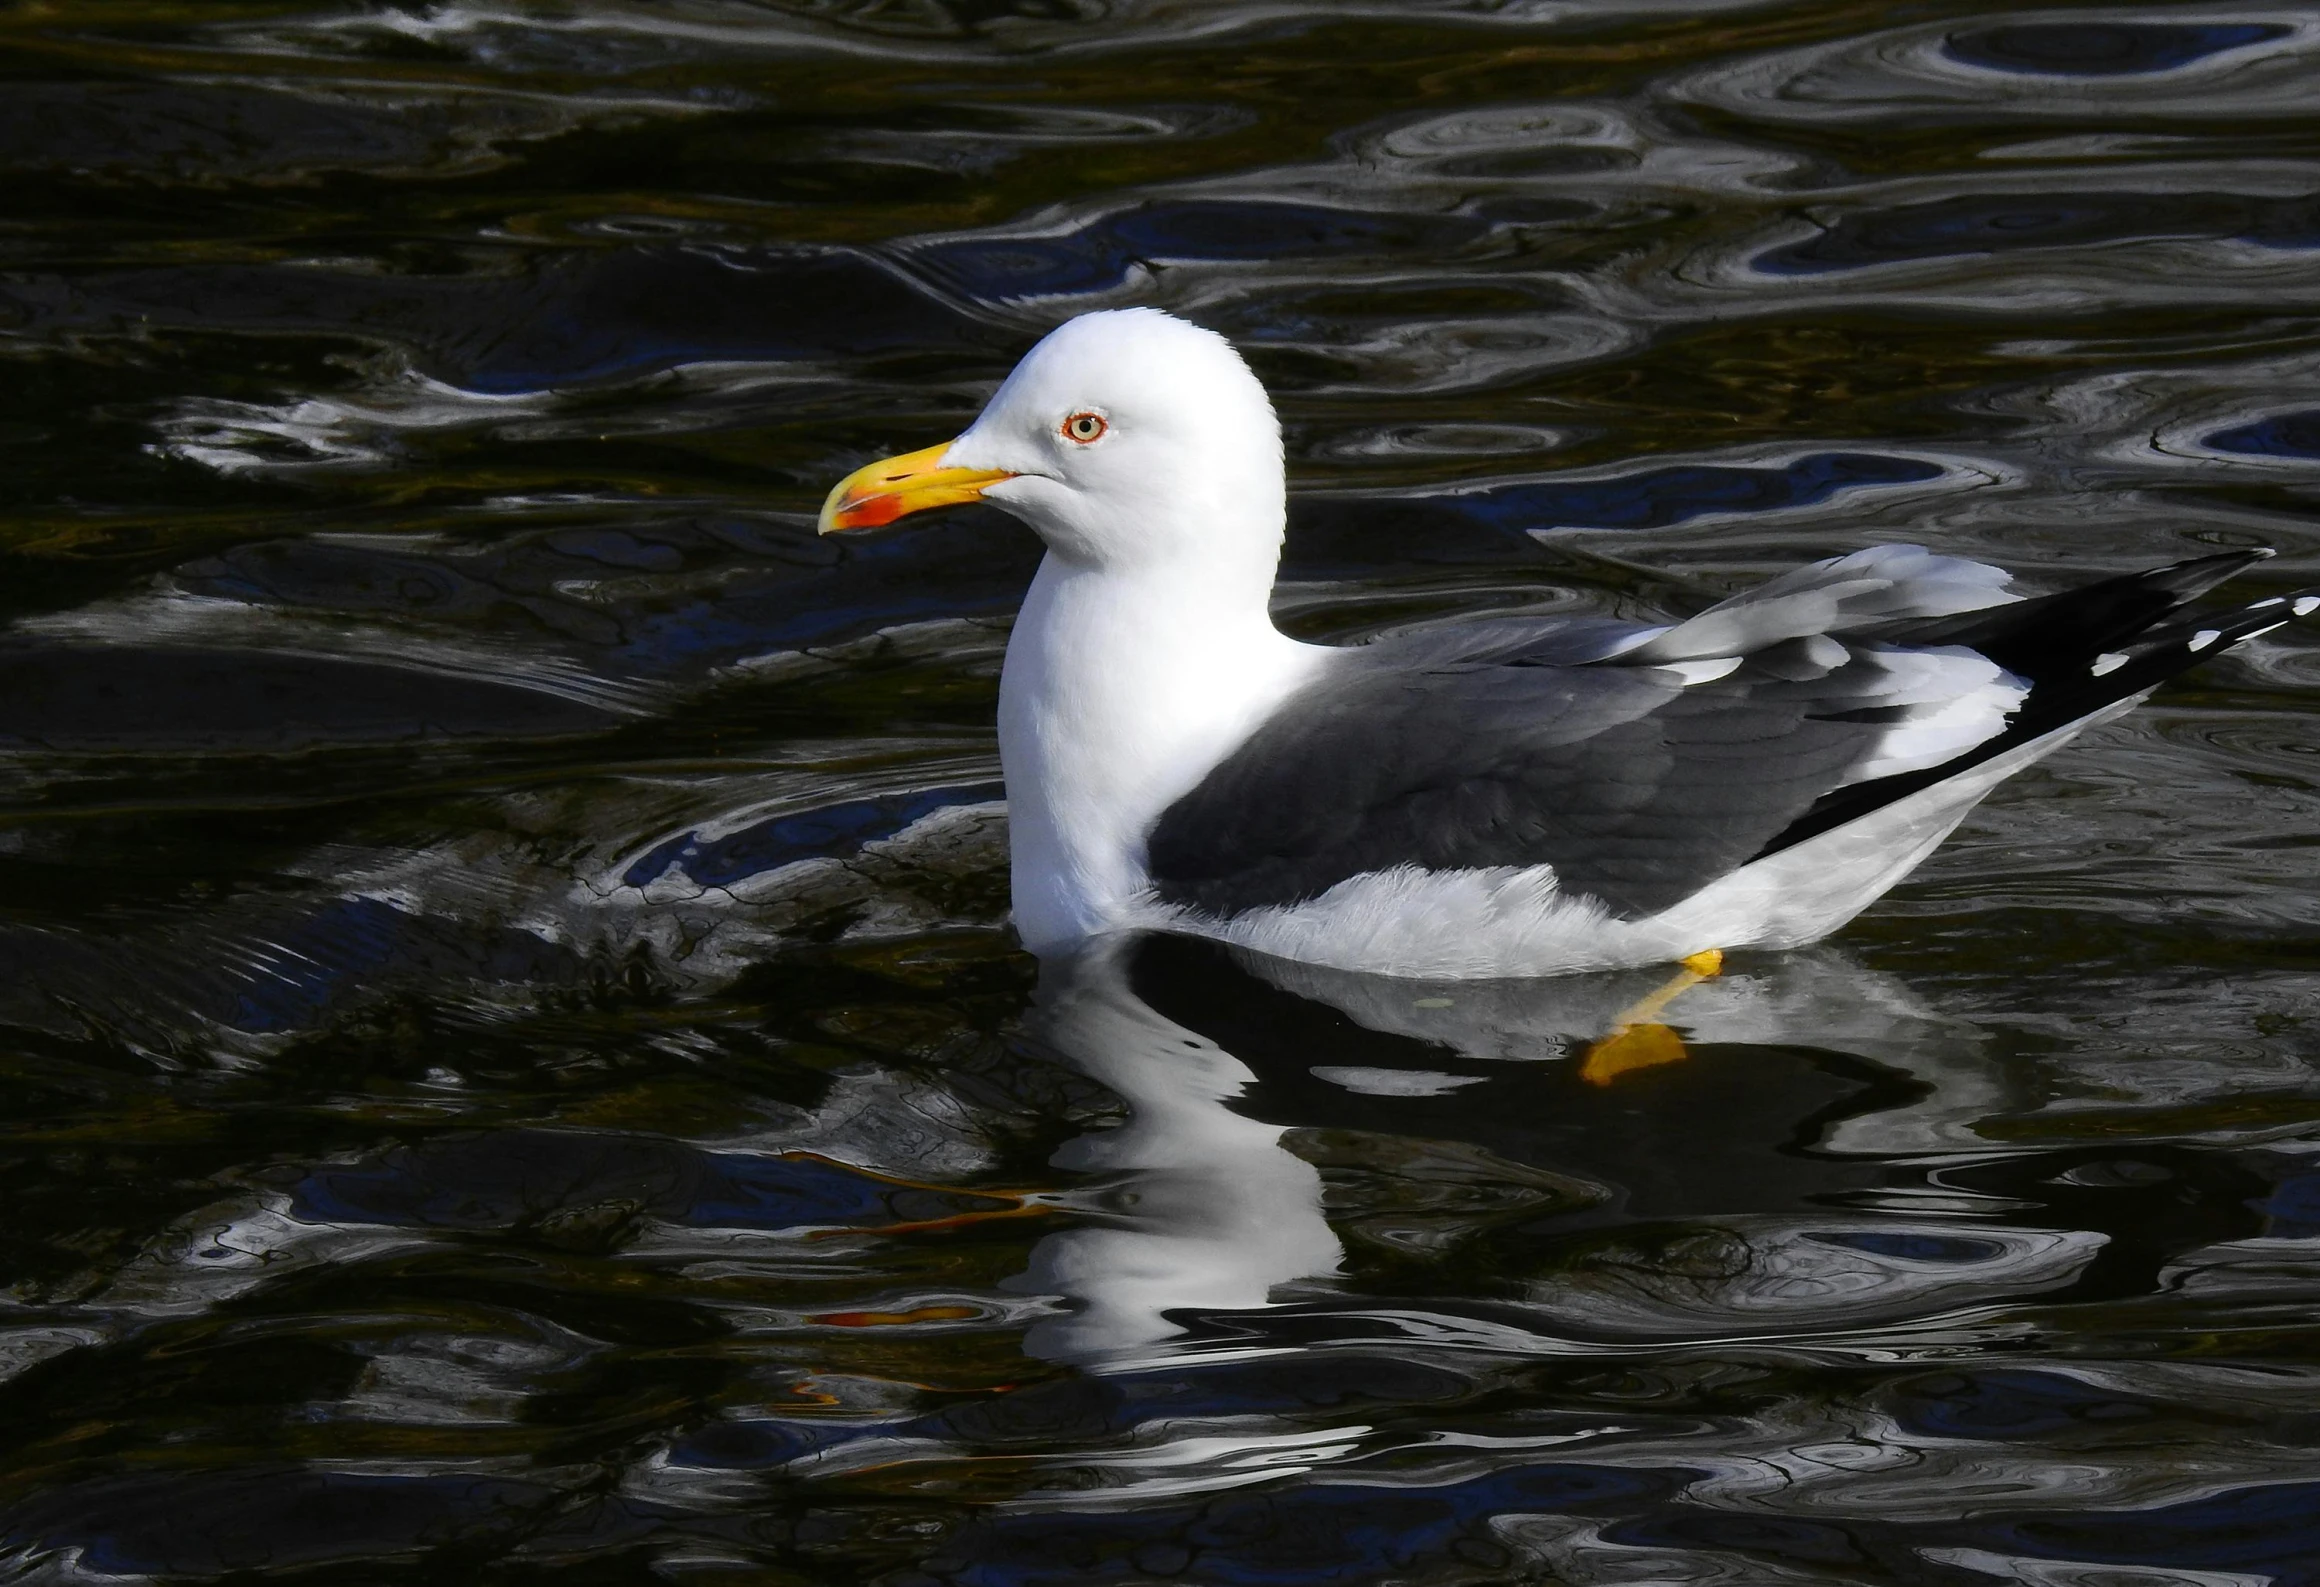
[1760,194,2320,275]
[624,783,1004,889]
[932,1464,1687,1587]
[2253,1169,2320,1237]
[1944,21,2291,76]
[2208,410,2320,459]
[1891,1369,2157,1439]
[1449,453,1942,533]
[1974,1480,2320,1587]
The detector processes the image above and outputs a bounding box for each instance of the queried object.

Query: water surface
[2,2,2319,1581]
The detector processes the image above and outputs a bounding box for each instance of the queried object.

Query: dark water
[3,2,2320,1581]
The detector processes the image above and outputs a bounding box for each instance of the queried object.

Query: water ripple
[215,0,1777,69]
[4,2,2320,1581]
[1674,8,2320,125]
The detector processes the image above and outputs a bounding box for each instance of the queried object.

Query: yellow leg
[1578,948,1724,1086]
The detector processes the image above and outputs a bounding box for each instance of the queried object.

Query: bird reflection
[1008,938,1345,1363]
[1013,932,2005,1362]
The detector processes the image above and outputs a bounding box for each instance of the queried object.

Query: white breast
[999,553,1325,951]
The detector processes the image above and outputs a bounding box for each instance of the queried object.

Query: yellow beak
[817,440,1017,535]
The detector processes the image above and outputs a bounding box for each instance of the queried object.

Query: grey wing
[1146,546,2029,920]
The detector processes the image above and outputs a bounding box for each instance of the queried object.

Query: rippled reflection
[1011,940,1343,1364]
[4,909,2320,1578]
[1019,936,2043,1360]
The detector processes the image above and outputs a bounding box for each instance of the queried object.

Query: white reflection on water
[1010,940,1344,1363]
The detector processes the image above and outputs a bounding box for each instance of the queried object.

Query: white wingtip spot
[2090,652,2130,677]
[2252,596,2286,609]
[2189,629,2220,651]
[2296,595,2319,617]
[1657,655,1743,686]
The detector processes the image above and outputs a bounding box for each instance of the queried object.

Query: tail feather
[1620,543,2019,664]
[1757,550,2311,859]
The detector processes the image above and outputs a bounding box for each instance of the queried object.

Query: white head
[820,309,1286,582]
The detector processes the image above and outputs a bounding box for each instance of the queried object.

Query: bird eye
[1061,412,1107,444]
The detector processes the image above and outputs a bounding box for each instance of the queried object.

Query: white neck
[998,548,1322,950]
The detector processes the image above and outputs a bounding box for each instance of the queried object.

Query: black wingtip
[2137,546,2276,596]
[1756,553,2306,862]
[1878,546,2282,678]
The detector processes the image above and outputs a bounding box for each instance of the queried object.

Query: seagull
[820,308,2314,979]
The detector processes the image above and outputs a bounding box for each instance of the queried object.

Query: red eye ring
[1061,411,1107,444]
